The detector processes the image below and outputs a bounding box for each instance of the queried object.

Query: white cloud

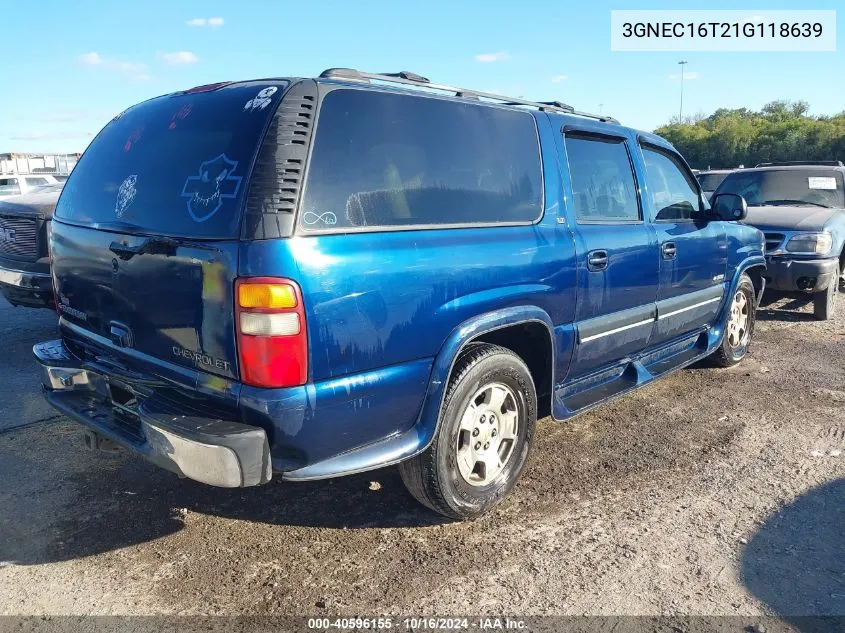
[551,74,568,83]
[474,52,510,63]
[158,51,200,65]
[78,52,149,81]
[186,17,224,27]
[80,51,103,66]
[669,71,699,80]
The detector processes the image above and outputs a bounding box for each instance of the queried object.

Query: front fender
[709,255,766,350]
[409,305,556,456]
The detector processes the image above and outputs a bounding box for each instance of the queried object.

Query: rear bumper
[34,339,271,488]
[764,256,839,293]
[0,260,53,308]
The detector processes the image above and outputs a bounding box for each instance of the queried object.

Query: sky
[0,0,841,154]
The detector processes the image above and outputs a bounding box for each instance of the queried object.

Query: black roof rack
[755,161,844,168]
[318,68,618,124]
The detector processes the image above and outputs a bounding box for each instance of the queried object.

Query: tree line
[654,101,845,170]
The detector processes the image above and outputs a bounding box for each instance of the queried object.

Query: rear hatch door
[51,81,288,380]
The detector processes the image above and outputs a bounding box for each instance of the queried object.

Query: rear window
[0,178,21,196]
[56,82,288,238]
[299,89,543,232]
[697,172,729,191]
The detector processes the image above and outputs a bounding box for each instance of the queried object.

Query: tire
[813,267,839,321]
[712,273,756,368]
[398,343,537,520]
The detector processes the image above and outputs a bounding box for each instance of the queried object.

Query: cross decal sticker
[180,154,243,223]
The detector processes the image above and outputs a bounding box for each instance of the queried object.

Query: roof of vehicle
[174,69,624,127]
[734,163,845,173]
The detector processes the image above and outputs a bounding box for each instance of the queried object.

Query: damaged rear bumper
[34,339,271,488]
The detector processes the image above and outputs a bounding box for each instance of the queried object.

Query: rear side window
[0,178,21,195]
[565,135,640,222]
[299,89,543,232]
[55,82,287,238]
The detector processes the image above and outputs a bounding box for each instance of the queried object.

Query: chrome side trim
[579,317,655,343]
[657,296,722,320]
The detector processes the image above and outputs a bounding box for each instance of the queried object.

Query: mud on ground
[0,294,842,618]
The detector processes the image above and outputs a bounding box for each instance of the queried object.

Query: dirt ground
[0,292,843,621]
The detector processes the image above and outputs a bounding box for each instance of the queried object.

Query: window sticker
[168,103,193,130]
[243,86,278,112]
[808,177,837,190]
[302,211,338,226]
[115,175,138,218]
[180,154,242,223]
[124,127,143,152]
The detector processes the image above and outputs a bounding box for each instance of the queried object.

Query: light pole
[678,60,688,122]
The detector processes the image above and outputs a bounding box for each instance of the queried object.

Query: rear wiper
[109,236,178,261]
[762,199,831,209]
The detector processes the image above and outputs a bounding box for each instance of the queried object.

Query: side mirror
[709,193,748,222]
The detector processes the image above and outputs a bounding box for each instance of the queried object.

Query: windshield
[715,169,845,209]
[697,172,729,191]
[55,81,287,238]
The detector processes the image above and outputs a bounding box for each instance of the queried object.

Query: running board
[553,331,708,419]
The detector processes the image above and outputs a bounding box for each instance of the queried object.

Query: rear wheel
[813,266,839,321]
[398,343,537,520]
[712,273,756,368]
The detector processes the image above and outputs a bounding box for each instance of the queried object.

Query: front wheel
[398,343,537,520]
[712,273,756,368]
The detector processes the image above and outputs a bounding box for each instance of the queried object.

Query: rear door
[638,143,727,346]
[561,130,660,378]
[51,81,288,380]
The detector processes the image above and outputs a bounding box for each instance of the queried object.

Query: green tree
[654,101,844,168]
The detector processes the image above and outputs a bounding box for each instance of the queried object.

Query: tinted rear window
[697,172,729,191]
[299,89,543,232]
[56,82,287,238]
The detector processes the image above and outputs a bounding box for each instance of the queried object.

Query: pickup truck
[33,70,766,519]
[0,183,61,308]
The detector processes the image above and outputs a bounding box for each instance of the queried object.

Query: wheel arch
[409,306,557,458]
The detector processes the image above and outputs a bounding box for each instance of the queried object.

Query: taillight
[235,277,307,388]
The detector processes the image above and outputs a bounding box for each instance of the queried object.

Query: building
[0,152,80,176]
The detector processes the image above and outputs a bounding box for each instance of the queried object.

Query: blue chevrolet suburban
[34,70,765,519]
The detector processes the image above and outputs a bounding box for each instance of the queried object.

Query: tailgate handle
[109,237,177,261]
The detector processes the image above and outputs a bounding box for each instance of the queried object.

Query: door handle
[587,249,609,272]
[662,242,677,260]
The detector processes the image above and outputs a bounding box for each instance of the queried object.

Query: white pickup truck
[0,174,61,198]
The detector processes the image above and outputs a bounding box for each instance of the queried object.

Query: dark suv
[714,162,845,320]
[33,70,765,519]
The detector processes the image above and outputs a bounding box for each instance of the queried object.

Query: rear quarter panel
[239,112,576,384]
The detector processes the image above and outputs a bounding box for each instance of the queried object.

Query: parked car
[0,174,60,198]
[0,183,61,308]
[33,70,765,519]
[714,161,845,320]
[697,169,733,200]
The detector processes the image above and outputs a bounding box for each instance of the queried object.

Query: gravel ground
[0,292,843,622]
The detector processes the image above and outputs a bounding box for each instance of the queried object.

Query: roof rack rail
[755,160,844,168]
[318,68,618,124]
